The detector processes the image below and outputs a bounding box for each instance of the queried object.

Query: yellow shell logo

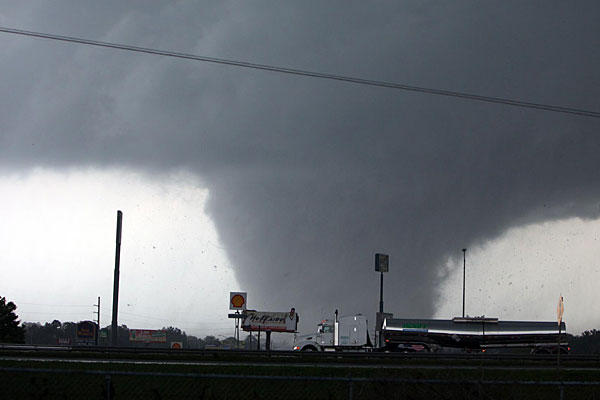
[231,294,245,308]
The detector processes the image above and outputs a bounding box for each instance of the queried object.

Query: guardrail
[2,343,600,363]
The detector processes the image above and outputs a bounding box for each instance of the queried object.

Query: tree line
[0,296,256,349]
[23,320,255,350]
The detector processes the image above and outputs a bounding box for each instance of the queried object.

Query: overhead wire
[14,302,231,327]
[19,308,233,335]
[17,302,92,308]
[0,26,598,119]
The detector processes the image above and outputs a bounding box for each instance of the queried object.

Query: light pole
[462,248,466,318]
[375,253,389,347]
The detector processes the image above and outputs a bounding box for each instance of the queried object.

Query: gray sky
[0,2,599,336]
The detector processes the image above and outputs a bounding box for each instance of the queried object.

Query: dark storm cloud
[0,2,599,325]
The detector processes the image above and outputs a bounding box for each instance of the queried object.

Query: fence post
[105,374,112,400]
[559,384,564,400]
[347,378,353,400]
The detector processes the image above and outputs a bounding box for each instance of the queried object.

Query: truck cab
[293,314,371,352]
[293,320,334,351]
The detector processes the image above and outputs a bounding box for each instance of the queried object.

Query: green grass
[2,350,600,399]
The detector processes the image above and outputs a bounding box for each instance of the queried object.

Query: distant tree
[23,322,43,344]
[0,296,26,343]
[162,326,183,337]
[101,324,130,346]
[62,322,77,343]
[187,335,200,349]
[569,330,600,354]
[243,333,258,350]
[23,320,63,345]
[116,324,130,347]
[203,335,221,347]
[41,321,60,344]
[221,336,238,349]
[194,336,207,349]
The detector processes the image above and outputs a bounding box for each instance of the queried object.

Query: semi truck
[293,311,373,352]
[293,311,568,353]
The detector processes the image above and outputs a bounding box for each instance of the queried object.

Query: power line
[0,26,598,119]
[17,302,91,308]
[119,311,232,328]
[20,311,93,316]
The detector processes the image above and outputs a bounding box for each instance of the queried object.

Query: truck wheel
[301,346,318,352]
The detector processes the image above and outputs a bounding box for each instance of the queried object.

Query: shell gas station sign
[230,292,247,311]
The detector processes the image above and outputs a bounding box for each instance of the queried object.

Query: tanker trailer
[382,317,568,353]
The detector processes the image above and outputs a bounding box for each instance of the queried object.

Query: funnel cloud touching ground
[0,2,599,328]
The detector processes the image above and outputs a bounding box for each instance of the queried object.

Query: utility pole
[93,296,100,345]
[462,248,467,318]
[111,210,123,347]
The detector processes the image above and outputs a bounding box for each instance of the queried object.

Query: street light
[462,248,467,318]
[375,253,389,347]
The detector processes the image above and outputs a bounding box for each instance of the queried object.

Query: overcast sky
[0,2,599,337]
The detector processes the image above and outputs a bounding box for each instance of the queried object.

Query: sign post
[375,253,389,347]
[557,295,564,369]
[230,292,247,349]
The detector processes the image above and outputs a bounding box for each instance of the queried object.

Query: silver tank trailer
[382,317,565,351]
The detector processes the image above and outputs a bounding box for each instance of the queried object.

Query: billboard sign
[230,292,247,310]
[242,309,298,333]
[375,253,389,272]
[76,321,98,342]
[129,329,167,343]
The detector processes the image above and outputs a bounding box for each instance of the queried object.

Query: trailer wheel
[301,346,318,352]
[384,343,399,353]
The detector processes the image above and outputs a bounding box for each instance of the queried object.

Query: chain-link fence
[1,367,600,399]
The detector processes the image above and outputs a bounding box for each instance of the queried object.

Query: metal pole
[236,316,240,350]
[266,331,271,352]
[557,323,561,369]
[379,271,384,314]
[462,248,466,318]
[105,375,112,400]
[348,379,354,400]
[111,211,123,347]
[558,322,563,400]
[378,271,384,348]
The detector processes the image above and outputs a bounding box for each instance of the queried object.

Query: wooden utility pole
[93,296,100,345]
[111,211,123,347]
